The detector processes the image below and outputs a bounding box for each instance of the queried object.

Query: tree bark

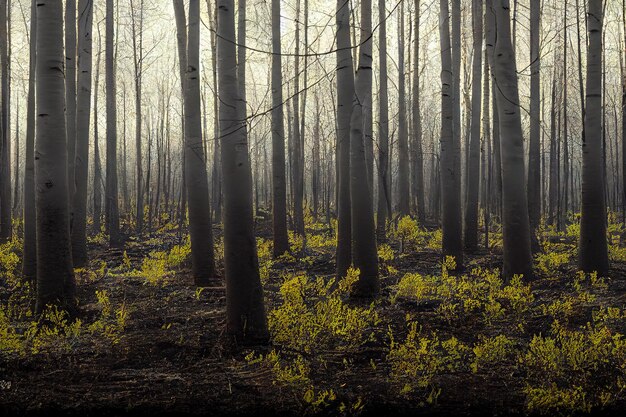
[579,0,609,275]
[22,0,37,281]
[292,0,305,238]
[93,26,102,233]
[35,0,76,313]
[105,0,120,245]
[491,0,533,281]
[397,4,410,217]
[66,0,77,219]
[271,0,289,258]
[184,0,215,286]
[335,0,353,279]
[376,0,390,241]
[132,0,144,233]
[71,0,93,267]
[440,0,463,267]
[351,0,378,296]
[217,0,268,343]
[463,0,482,252]
[528,0,541,252]
[0,0,10,243]
[413,0,425,224]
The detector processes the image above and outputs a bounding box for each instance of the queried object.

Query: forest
[0,0,626,415]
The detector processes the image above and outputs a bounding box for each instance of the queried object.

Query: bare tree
[271,0,289,257]
[131,0,145,233]
[413,0,425,224]
[527,0,541,251]
[336,0,352,279]
[66,0,77,217]
[180,0,216,285]
[440,0,463,267]
[35,0,76,313]
[579,0,609,275]
[397,3,410,217]
[491,0,533,280]
[71,0,93,267]
[105,0,121,245]
[22,0,37,281]
[350,0,379,296]
[463,0,482,252]
[217,0,268,343]
[376,0,390,240]
[0,0,10,243]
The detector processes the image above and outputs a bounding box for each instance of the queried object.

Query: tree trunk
[350,0,378,296]
[579,0,609,275]
[105,0,120,245]
[376,0,390,241]
[292,0,305,238]
[217,0,268,343]
[132,0,144,233]
[93,27,102,233]
[491,0,533,281]
[0,0,10,243]
[71,0,93,267]
[12,104,18,216]
[271,0,289,258]
[485,0,501,220]
[397,4,410,217]
[463,0,482,252]
[22,0,37,281]
[622,0,626,224]
[335,0,353,279]
[528,0,541,252]
[413,0,425,224]
[440,0,463,267]
[561,0,569,233]
[35,0,76,313]
[66,0,77,220]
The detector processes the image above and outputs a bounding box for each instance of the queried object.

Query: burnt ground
[1,221,625,417]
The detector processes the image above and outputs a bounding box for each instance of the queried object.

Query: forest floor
[1,217,626,417]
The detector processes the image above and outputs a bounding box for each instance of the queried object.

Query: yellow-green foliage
[247,349,311,389]
[471,335,515,373]
[522,319,626,414]
[393,272,436,303]
[257,238,274,284]
[87,290,129,344]
[387,320,469,399]
[0,308,22,355]
[377,244,397,275]
[0,288,129,357]
[268,268,380,353]
[141,238,191,284]
[75,260,107,284]
[535,251,571,276]
[393,260,534,325]
[0,238,21,285]
[246,349,338,411]
[308,232,336,251]
[289,231,304,254]
[27,306,84,354]
[394,216,420,252]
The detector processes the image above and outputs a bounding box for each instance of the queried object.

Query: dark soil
[1,222,625,417]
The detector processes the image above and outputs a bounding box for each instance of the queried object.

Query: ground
[1,217,625,417]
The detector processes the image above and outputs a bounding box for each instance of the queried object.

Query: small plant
[387,319,469,401]
[471,334,516,373]
[268,268,380,353]
[522,319,626,414]
[377,244,397,275]
[394,216,420,253]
